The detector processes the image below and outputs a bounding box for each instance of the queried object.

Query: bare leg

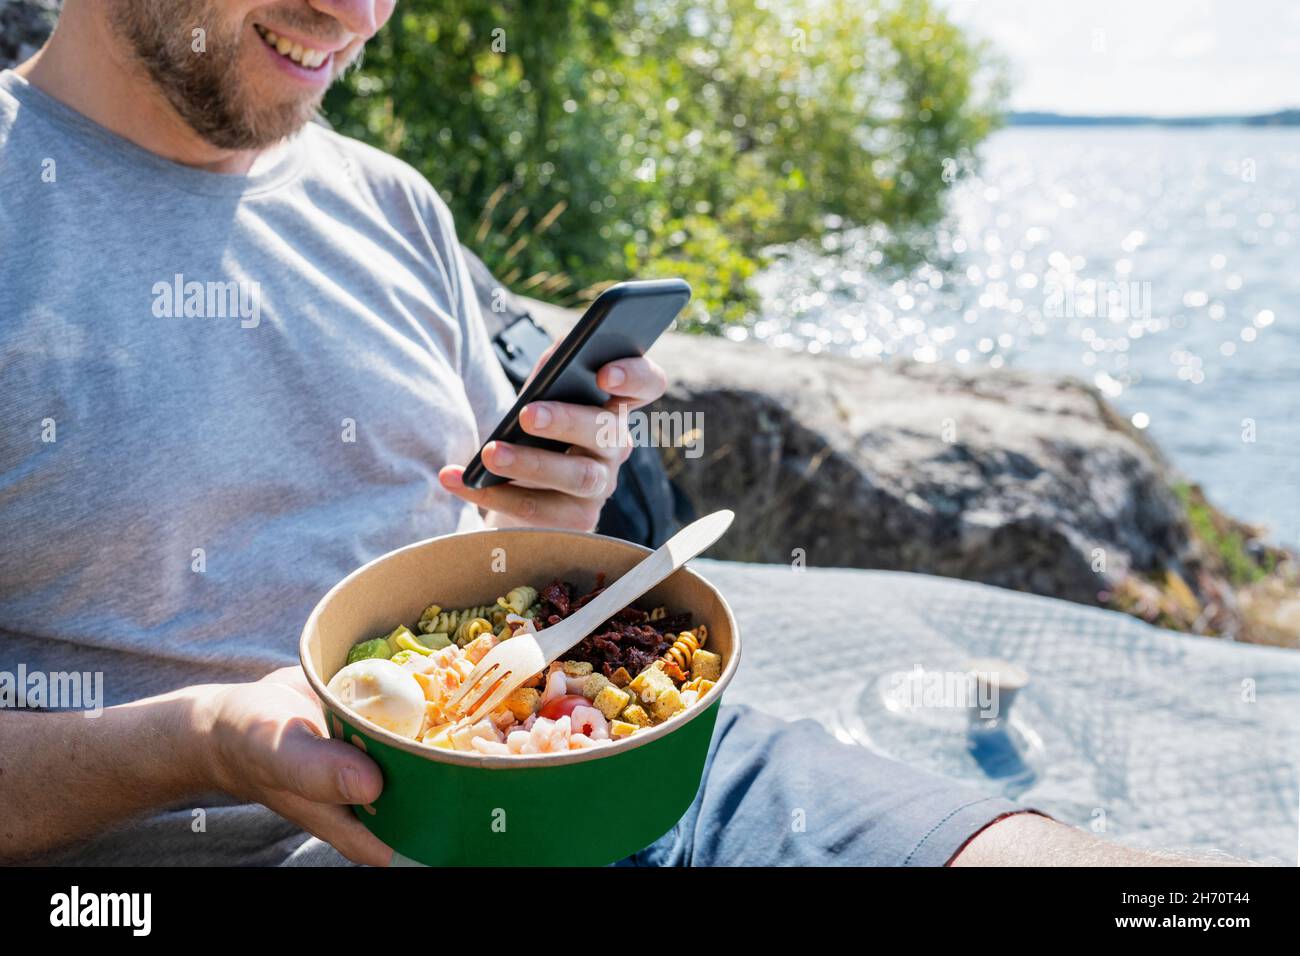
[951,812,1250,866]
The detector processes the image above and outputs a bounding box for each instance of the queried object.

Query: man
[0,0,1214,866]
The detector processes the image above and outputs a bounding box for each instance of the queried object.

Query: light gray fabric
[695,559,1300,864]
[0,68,518,697]
[37,798,312,867]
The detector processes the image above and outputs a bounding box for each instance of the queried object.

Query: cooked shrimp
[541,669,569,705]
[464,633,498,664]
[570,705,609,740]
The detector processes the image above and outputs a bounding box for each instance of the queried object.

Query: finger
[480,441,614,498]
[268,792,394,867]
[259,716,385,806]
[439,466,603,530]
[597,356,667,407]
[519,401,623,456]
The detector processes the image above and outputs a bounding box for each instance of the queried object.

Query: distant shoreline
[1008,109,1300,127]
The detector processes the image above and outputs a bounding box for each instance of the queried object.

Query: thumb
[268,717,385,805]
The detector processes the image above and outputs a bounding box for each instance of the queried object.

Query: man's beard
[108,0,347,151]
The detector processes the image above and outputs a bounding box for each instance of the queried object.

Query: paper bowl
[299,527,740,866]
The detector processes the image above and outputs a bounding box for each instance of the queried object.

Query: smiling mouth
[253,23,333,70]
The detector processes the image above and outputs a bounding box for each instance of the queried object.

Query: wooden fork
[445,510,735,726]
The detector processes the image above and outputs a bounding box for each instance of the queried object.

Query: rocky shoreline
[530,300,1298,647]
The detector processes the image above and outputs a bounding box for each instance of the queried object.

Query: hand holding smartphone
[462,278,691,490]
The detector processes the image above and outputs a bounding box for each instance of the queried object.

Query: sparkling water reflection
[752,127,1300,547]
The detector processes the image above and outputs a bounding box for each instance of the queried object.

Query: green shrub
[1173,482,1272,586]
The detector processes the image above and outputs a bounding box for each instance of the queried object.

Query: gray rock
[648,331,1188,606]
[0,0,59,71]
[525,299,1278,633]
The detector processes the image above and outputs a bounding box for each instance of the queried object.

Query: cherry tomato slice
[538,694,587,722]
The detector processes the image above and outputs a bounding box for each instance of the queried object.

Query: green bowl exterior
[327,700,721,866]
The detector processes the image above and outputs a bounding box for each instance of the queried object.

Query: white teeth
[257,25,327,69]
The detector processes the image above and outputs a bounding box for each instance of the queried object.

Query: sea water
[751,126,1300,548]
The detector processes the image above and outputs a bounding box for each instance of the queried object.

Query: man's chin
[200,95,322,151]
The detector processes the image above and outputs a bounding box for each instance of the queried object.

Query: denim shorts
[613,704,1025,866]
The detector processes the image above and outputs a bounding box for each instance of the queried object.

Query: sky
[941,0,1300,116]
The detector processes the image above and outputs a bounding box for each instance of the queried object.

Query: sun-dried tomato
[534,577,692,678]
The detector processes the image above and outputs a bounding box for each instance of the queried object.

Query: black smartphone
[463,278,691,490]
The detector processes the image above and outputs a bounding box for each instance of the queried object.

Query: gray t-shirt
[0,68,517,705]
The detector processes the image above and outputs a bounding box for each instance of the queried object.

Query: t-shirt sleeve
[430,198,518,445]
[336,129,518,445]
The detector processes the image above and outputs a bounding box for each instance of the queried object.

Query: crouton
[592,684,631,721]
[629,663,675,705]
[609,666,632,687]
[690,650,722,682]
[682,676,716,696]
[609,720,638,739]
[562,660,593,677]
[582,673,612,700]
[620,703,652,727]
[649,687,685,722]
[504,687,541,721]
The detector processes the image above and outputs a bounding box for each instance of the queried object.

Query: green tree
[324,0,1005,331]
